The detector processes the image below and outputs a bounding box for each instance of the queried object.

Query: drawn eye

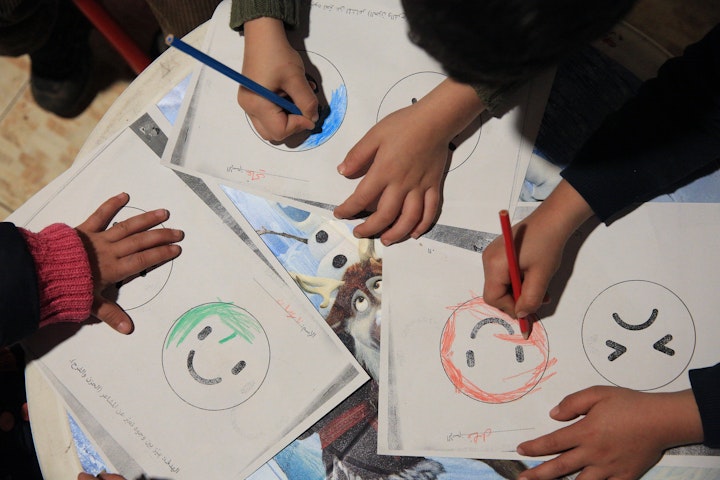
[315,230,329,243]
[332,254,347,268]
[373,278,382,293]
[354,294,369,313]
[197,326,212,340]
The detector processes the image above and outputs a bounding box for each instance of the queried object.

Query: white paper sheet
[14,129,368,479]
[162,0,551,234]
[379,203,720,468]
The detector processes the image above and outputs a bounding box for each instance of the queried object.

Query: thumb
[93,298,134,335]
[514,267,552,317]
[284,74,319,123]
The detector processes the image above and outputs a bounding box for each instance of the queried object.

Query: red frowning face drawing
[440,297,555,403]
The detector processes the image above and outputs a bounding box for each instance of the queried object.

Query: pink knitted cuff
[19,224,93,327]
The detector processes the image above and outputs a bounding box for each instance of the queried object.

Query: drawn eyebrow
[470,317,514,338]
[612,308,658,330]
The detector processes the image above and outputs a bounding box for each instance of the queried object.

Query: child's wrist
[19,224,93,327]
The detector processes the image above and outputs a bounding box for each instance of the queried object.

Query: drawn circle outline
[161,302,271,411]
[440,297,550,403]
[581,279,696,391]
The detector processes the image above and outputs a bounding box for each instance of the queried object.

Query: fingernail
[516,446,526,456]
[381,238,392,246]
[337,164,345,175]
[516,311,529,319]
[117,321,132,335]
[549,405,560,417]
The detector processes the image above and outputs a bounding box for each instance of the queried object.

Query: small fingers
[515,268,552,317]
[410,188,440,239]
[518,423,580,459]
[104,209,170,242]
[113,227,184,259]
[517,449,586,480]
[351,186,404,239]
[77,193,129,233]
[379,190,425,246]
[283,74,319,123]
[114,244,183,282]
[249,110,314,142]
[552,386,606,421]
[334,176,383,221]
[337,134,379,178]
[92,298,134,335]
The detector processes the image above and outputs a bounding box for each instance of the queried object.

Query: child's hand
[333,104,450,245]
[75,193,184,334]
[482,180,594,319]
[239,17,317,141]
[334,78,484,246]
[516,387,704,480]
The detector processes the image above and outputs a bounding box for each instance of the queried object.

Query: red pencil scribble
[440,296,556,403]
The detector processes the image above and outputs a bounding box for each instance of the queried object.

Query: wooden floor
[1,0,718,221]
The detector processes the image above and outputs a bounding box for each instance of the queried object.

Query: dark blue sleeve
[0,222,40,346]
[689,363,720,448]
[561,24,720,222]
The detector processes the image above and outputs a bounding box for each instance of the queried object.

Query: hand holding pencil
[481,209,564,335]
[234,17,319,141]
[166,18,318,142]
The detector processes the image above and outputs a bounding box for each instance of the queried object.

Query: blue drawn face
[581,281,695,391]
[162,303,270,410]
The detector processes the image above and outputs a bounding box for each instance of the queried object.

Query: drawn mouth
[187,350,221,385]
[186,350,247,385]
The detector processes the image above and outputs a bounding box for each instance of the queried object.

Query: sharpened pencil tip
[165,34,175,46]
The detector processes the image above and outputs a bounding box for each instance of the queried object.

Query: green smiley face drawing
[162,302,270,410]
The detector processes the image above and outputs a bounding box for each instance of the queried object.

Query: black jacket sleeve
[561,24,720,222]
[0,222,40,346]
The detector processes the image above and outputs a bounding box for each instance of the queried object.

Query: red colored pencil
[499,210,531,339]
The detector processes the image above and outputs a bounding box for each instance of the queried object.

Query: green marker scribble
[165,302,261,349]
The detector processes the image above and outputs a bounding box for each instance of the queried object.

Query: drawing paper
[379,203,720,468]
[163,0,551,234]
[15,129,368,479]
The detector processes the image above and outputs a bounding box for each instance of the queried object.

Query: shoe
[28,2,95,118]
[30,53,94,118]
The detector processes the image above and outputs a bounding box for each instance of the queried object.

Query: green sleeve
[230,0,300,31]
[472,81,525,117]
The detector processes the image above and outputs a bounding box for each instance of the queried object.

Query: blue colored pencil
[165,34,303,116]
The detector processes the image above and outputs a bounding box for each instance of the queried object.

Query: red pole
[72,0,152,74]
